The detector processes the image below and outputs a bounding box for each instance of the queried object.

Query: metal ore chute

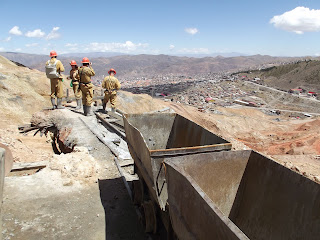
[123,112,320,239]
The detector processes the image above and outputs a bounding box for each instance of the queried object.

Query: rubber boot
[51,98,56,110]
[57,98,65,109]
[86,106,93,116]
[83,105,87,116]
[102,103,106,113]
[75,99,81,110]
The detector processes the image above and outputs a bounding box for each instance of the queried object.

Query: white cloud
[178,48,210,54]
[185,28,198,35]
[9,26,22,36]
[25,43,39,47]
[15,48,22,52]
[3,36,11,42]
[46,27,61,40]
[169,44,175,50]
[65,43,78,52]
[86,41,149,53]
[25,29,46,38]
[65,43,78,47]
[270,7,320,34]
[0,47,4,51]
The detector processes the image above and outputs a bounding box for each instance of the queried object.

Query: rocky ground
[2,109,147,240]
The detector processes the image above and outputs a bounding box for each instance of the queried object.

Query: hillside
[0,55,50,124]
[239,60,320,92]
[0,52,306,80]
[0,55,74,124]
[0,52,49,67]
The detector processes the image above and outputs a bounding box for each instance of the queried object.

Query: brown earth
[0,55,54,165]
[239,60,320,93]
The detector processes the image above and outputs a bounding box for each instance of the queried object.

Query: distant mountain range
[0,51,247,60]
[0,52,313,80]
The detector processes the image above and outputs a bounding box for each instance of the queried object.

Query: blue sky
[1,0,320,56]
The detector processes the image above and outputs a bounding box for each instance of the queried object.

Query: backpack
[45,59,60,79]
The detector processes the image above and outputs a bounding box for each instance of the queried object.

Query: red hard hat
[50,50,57,57]
[82,57,90,63]
[70,60,77,66]
[108,68,116,75]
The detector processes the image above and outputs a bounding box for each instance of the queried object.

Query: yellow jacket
[102,76,121,92]
[46,58,64,79]
[70,69,79,81]
[77,66,95,83]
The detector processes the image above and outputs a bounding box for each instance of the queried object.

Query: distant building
[248,101,258,107]
[308,91,317,97]
[205,97,215,103]
[234,99,249,106]
[289,89,303,94]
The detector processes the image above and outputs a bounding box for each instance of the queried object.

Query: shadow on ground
[99,178,147,240]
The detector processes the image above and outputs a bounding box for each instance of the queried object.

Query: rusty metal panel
[229,151,320,240]
[124,113,176,150]
[150,143,232,157]
[123,115,153,178]
[123,113,233,212]
[165,151,250,240]
[166,114,229,149]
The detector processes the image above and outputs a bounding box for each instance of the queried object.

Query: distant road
[244,81,320,103]
[259,107,320,116]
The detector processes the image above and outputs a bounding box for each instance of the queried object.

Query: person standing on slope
[67,60,82,109]
[77,57,95,116]
[102,68,121,113]
[45,50,65,109]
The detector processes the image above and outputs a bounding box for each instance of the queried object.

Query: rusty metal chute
[123,112,231,210]
[165,150,320,240]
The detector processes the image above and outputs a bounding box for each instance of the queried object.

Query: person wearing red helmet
[45,50,65,109]
[101,68,121,113]
[77,57,95,116]
[67,60,82,109]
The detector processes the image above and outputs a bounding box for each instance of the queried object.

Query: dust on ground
[2,109,146,240]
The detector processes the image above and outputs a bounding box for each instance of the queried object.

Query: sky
[1,0,320,57]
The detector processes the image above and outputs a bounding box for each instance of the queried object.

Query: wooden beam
[11,161,48,171]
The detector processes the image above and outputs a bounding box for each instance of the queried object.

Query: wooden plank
[119,159,134,167]
[18,124,32,131]
[150,143,232,157]
[12,161,48,171]
[95,112,126,138]
[104,119,119,123]
[108,111,124,127]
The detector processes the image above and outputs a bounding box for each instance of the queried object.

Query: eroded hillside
[239,59,320,92]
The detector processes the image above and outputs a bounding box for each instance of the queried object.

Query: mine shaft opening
[51,128,74,155]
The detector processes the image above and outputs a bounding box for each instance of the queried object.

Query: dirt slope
[0,55,70,163]
[240,60,320,92]
[0,55,63,124]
